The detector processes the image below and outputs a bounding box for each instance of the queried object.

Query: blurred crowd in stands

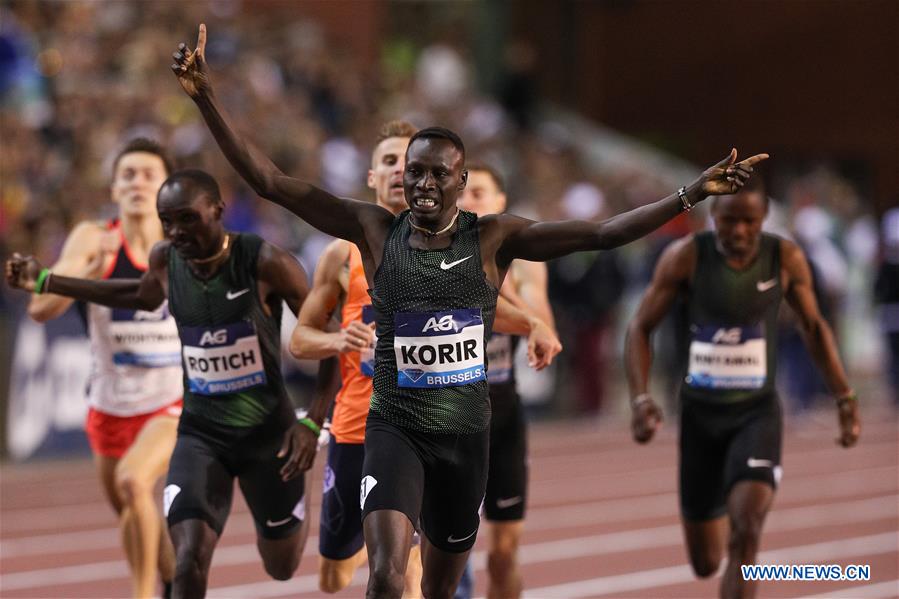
[2,1,896,421]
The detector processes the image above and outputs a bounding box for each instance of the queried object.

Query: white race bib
[109,304,181,368]
[181,321,267,395]
[360,305,377,377]
[686,324,766,390]
[486,333,513,384]
[394,308,485,389]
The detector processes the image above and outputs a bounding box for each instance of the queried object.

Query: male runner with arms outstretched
[625,178,860,598]
[285,122,559,596]
[26,138,180,598]
[172,24,767,598]
[8,170,315,599]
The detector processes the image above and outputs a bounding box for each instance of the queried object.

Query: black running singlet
[167,233,290,427]
[369,210,499,434]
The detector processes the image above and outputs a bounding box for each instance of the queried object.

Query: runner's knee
[263,554,298,581]
[114,467,152,506]
[729,509,765,554]
[367,562,405,599]
[689,552,721,578]
[319,559,355,593]
[421,574,458,599]
[173,544,212,589]
[487,545,518,579]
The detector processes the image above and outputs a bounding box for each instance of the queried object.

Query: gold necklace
[191,233,230,265]
[408,209,460,237]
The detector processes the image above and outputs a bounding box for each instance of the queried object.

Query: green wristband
[298,417,321,436]
[837,391,857,403]
[34,268,51,295]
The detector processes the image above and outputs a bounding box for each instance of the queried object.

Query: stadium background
[0,1,896,597]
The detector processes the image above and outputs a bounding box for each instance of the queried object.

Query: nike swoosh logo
[756,278,778,292]
[440,255,473,270]
[496,496,523,509]
[226,288,250,300]
[447,528,478,543]
[265,516,293,527]
[747,458,774,468]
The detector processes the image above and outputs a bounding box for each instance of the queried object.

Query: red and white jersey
[85,222,182,416]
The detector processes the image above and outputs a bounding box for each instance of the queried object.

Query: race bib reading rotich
[394,308,485,388]
[180,321,266,395]
[686,323,766,390]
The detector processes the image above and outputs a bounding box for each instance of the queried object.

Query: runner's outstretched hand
[172,23,212,99]
[699,149,770,196]
[631,396,663,444]
[836,396,860,448]
[278,421,319,481]
[5,253,43,292]
[526,317,562,370]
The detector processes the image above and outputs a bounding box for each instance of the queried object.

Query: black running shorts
[679,392,783,521]
[361,411,489,553]
[164,411,306,539]
[484,383,528,522]
[319,440,366,560]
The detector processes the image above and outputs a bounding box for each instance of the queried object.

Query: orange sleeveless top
[331,243,374,443]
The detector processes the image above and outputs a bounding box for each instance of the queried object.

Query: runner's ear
[458,170,468,191]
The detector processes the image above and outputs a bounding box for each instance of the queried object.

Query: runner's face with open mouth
[403,138,466,228]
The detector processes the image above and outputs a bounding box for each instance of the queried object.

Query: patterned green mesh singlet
[681,231,782,404]
[370,210,499,434]
[168,233,289,426]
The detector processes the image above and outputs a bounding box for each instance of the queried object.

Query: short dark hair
[711,174,768,210]
[112,138,173,177]
[408,127,465,159]
[162,169,222,205]
[376,120,418,145]
[466,162,505,193]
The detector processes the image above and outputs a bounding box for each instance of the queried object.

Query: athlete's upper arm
[134,242,169,310]
[297,239,350,330]
[781,238,823,332]
[27,221,105,321]
[49,221,105,274]
[631,236,695,333]
[257,241,310,316]
[495,213,604,266]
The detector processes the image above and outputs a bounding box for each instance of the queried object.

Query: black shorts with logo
[361,411,489,553]
[164,410,306,539]
[679,392,783,521]
[319,440,366,560]
[484,383,528,521]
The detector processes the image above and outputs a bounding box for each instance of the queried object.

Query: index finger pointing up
[196,23,207,58]
[739,153,770,167]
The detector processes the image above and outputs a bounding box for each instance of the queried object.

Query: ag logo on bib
[199,329,228,346]
[422,314,458,333]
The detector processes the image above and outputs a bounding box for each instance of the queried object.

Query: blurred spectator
[1,0,886,430]
[874,207,899,406]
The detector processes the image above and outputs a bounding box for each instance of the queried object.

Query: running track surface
[1,407,896,598]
